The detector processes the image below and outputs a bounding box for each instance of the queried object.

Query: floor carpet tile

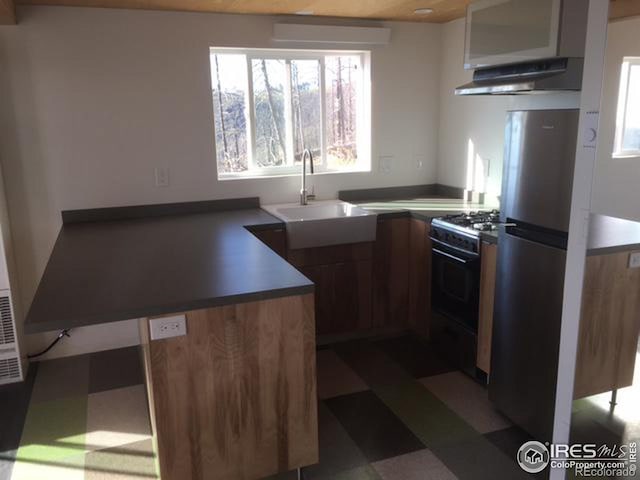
[88,347,144,394]
[30,355,89,403]
[85,385,152,452]
[483,426,532,462]
[14,395,88,463]
[329,465,382,480]
[432,435,530,480]
[333,340,478,447]
[373,335,456,379]
[9,335,638,479]
[9,452,86,480]
[302,402,369,480]
[420,371,512,434]
[371,449,458,480]
[324,390,425,463]
[316,349,369,400]
[84,439,157,480]
[0,364,37,480]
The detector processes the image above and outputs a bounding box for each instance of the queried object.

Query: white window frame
[210,47,372,179]
[613,57,640,158]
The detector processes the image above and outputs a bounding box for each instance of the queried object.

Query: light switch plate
[379,155,393,174]
[629,252,640,269]
[149,314,187,340]
[155,167,169,187]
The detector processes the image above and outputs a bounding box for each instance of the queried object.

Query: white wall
[591,16,640,221]
[0,6,442,358]
[437,18,580,200]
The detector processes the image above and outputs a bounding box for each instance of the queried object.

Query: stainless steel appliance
[489,109,579,442]
[456,0,587,95]
[430,211,501,376]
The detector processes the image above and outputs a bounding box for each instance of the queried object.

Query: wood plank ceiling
[4,0,640,28]
[10,0,471,23]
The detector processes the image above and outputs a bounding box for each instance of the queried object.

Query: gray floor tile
[325,391,425,463]
[420,371,511,434]
[302,402,368,480]
[89,347,143,394]
[31,355,89,403]
[372,449,458,480]
[317,350,369,400]
[432,435,530,480]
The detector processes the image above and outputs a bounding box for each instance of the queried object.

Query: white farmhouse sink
[263,200,378,249]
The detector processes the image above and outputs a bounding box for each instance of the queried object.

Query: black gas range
[429,210,500,379]
[431,210,501,254]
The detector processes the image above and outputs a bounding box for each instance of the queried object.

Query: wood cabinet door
[574,251,640,399]
[408,218,432,336]
[373,217,410,328]
[299,264,333,335]
[251,227,286,257]
[333,260,373,334]
[477,241,497,374]
[301,260,372,335]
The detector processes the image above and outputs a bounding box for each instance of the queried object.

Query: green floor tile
[375,382,478,447]
[331,465,382,480]
[15,396,87,463]
[84,439,157,479]
[333,341,477,447]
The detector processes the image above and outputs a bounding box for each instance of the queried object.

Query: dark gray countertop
[587,214,640,256]
[459,214,640,252]
[25,205,312,334]
[354,197,499,221]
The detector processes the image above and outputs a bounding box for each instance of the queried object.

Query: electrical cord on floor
[27,329,72,360]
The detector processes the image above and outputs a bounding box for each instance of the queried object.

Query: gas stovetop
[433,210,501,236]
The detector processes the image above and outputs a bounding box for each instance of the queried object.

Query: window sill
[218,167,371,181]
[612,152,640,159]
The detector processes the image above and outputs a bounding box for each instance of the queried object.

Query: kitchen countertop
[354,197,498,220]
[25,200,313,334]
[587,214,640,256]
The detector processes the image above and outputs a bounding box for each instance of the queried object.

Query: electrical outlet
[149,314,187,340]
[155,167,169,187]
[379,155,393,174]
[629,252,640,269]
[414,154,426,170]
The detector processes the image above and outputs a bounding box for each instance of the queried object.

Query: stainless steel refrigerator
[489,109,579,442]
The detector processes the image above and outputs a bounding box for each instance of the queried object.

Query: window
[613,57,640,158]
[210,48,371,179]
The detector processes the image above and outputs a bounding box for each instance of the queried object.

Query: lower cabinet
[288,243,373,335]
[477,241,498,374]
[409,218,432,335]
[300,260,372,335]
[255,217,432,337]
[249,227,286,258]
[478,243,640,398]
[139,294,318,480]
[573,250,640,398]
[373,217,410,328]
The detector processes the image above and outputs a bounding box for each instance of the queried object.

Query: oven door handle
[432,247,474,264]
[430,237,480,259]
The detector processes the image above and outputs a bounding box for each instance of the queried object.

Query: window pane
[292,60,322,166]
[325,56,360,169]
[252,59,288,167]
[211,54,248,174]
[622,64,640,152]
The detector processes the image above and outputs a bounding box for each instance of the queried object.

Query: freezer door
[488,230,566,442]
[501,109,579,233]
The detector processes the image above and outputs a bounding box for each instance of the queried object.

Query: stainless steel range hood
[455,57,583,96]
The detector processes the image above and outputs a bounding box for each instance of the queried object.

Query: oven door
[430,238,481,332]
